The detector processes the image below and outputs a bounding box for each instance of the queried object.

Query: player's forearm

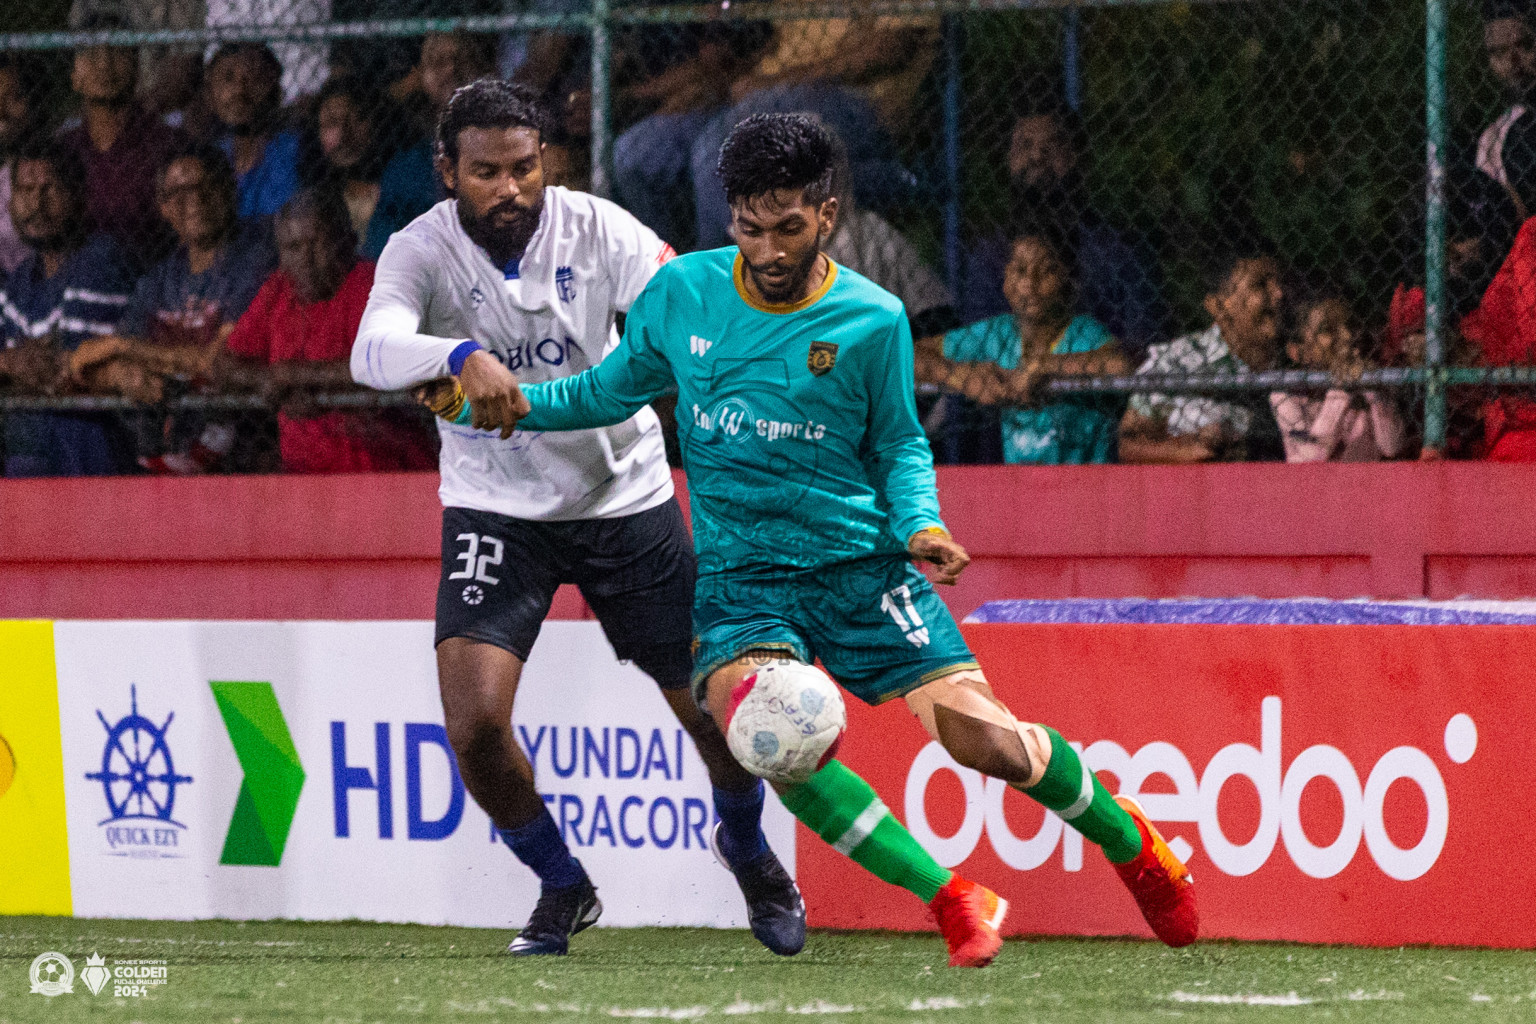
[351,321,474,391]
[519,372,650,432]
[879,454,946,542]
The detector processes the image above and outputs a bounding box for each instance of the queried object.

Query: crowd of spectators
[3,0,1536,476]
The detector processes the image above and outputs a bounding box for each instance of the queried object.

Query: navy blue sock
[713,781,769,866]
[498,806,585,889]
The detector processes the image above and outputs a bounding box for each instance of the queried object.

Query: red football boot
[1113,795,1199,947]
[928,876,1008,967]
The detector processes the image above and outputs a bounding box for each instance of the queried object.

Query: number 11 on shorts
[880,585,931,647]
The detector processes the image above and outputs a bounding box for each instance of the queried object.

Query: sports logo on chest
[555,266,576,303]
[807,340,838,377]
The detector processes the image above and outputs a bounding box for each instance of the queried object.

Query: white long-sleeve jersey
[352,188,676,521]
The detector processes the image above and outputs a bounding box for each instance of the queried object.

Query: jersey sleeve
[350,232,472,389]
[519,269,677,431]
[597,197,675,312]
[862,311,946,544]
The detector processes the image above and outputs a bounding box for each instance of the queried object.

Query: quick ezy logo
[904,697,1472,882]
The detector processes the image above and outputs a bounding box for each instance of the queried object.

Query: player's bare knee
[933,704,1034,784]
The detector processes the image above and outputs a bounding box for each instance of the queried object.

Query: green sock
[1025,725,1142,864]
[779,759,953,903]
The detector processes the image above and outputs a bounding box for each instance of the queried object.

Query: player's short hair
[436,78,550,166]
[716,113,836,211]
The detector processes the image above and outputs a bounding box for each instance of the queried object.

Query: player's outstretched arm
[351,234,476,391]
[518,282,676,433]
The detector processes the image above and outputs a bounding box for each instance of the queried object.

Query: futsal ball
[725,661,846,786]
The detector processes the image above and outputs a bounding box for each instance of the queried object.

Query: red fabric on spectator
[227,261,436,473]
[1463,218,1536,459]
[1382,283,1424,364]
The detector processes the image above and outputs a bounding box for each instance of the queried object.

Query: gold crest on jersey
[807,341,838,377]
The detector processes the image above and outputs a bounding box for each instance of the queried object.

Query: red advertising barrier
[801,623,1536,948]
[7,462,1536,620]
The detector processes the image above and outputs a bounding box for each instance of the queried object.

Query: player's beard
[742,229,825,305]
[459,193,545,269]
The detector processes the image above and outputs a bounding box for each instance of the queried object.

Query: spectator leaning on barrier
[67,143,278,474]
[59,18,187,268]
[915,221,1129,465]
[0,56,45,275]
[961,91,1164,354]
[209,43,304,220]
[685,0,938,250]
[1453,215,1536,461]
[363,32,496,259]
[220,187,435,473]
[1383,170,1519,459]
[0,140,136,477]
[1478,0,1536,217]
[1268,292,1408,463]
[1119,249,1286,464]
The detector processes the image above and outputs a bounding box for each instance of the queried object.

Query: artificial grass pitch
[1,918,1534,1023]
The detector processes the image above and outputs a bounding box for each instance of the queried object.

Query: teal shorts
[691,556,980,706]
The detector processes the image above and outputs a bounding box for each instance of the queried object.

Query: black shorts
[435,499,696,687]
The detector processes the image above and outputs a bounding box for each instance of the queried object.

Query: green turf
[1,918,1533,1023]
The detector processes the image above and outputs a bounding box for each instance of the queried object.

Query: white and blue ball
[725,660,846,786]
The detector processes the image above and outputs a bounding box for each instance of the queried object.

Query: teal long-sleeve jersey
[518,248,947,575]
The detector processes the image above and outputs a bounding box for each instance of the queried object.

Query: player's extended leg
[703,656,1004,967]
[437,637,600,955]
[905,671,1199,948]
[573,499,803,956]
[626,646,807,956]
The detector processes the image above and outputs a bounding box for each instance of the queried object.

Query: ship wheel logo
[86,685,193,827]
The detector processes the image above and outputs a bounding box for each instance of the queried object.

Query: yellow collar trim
[733,253,838,314]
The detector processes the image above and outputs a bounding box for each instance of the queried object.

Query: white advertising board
[53,620,795,929]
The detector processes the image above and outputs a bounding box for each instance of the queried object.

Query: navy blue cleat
[507,871,602,956]
[709,822,807,956]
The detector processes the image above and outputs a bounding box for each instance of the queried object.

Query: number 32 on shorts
[450,532,505,585]
[880,585,931,647]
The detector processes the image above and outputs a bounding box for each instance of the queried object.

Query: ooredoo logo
[905,697,1474,882]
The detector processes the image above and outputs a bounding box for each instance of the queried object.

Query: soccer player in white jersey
[351,80,803,958]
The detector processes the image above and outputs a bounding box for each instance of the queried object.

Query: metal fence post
[590,0,613,199]
[942,13,963,297]
[1424,0,1448,450]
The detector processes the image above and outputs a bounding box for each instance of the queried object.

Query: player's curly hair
[436,78,551,166]
[716,113,836,209]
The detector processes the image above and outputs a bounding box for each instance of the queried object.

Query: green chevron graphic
[211,681,306,866]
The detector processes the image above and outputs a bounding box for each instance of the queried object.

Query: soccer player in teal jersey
[452,114,1199,966]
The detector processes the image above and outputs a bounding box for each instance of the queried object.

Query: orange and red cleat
[928,875,1008,967]
[1113,795,1199,947]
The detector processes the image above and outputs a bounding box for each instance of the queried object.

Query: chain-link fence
[0,0,1531,475]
